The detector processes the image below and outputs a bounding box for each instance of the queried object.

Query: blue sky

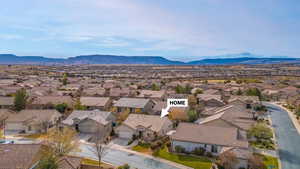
[0,0,299,61]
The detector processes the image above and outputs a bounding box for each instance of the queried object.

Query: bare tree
[89,127,110,168]
[248,155,267,169]
[218,151,238,169]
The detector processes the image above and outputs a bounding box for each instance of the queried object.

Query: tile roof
[0,144,42,169]
[6,109,61,123]
[62,109,113,126]
[32,96,74,105]
[0,96,14,106]
[171,123,248,148]
[122,114,171,132]
[197,103,255,131]
[57,156,82,169]
[114,98,150,108]
[80,97,110,107]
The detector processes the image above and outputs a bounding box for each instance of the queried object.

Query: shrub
[166,141,171,148]
[150,142,159,150]
[206,152,213,157]
[175,145,186,153]
[192,147,206,156]
[152,149,160,156]
[117,164,130,169]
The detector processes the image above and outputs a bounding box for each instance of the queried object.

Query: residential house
[197,94,225,107]
[114,98,155,114]
[228,96,260,108]
[0,144,42,169]
[31,96,74,109]
[82,87,106,96]
[80,97,112,110]
[203,89,220,95]
[0,96,14,109]
[109,88,132,98]
[196,100,256,139]
[60,84,82,91]
[0,86,21,96]
[137,90,166,101]
[5,109,61,134]
[170,123,248,155]
[62,110,115,142]
[57,156,83,169]
[0,109,10,129]
[115,114,172,141]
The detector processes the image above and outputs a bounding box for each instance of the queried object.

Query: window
[211,145,218,153]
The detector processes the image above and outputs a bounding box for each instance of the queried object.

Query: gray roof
[6,109,61,123]
[171,123,248,148]
[197,103,255,131]
[80,97,110,107]
[0,97,14,106]
[0,144,42,169]
[114,98,151,108]
[121,114,171,132]
[62,109,113,126]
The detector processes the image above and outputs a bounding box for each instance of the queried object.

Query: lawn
[132,142,152,155]
[21,133,48,139]
[256,154,279,169]
[0,129,4,139]
[155,147,213,169]
[81,158,115,168]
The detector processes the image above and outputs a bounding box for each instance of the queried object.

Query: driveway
[263,102,300,169]
[74,143,186,169]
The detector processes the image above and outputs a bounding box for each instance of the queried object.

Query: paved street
[264,102,300,169]
[74,144,187,169]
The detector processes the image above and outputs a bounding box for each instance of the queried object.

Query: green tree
[184,84,192,94]
[175,85,185,94]
[248,123,273,141]
[187,109,199,122]
[188,95,198,109]
[74,99,86,110]
[55,103,68,113]
[36,155,58,169]
[194,88,203,95]
[14,88,28,111]
[246,88,262,100]
[62,73,68,86]
[151,83,160,91]
[175,84,192,94]
[236,88,243,95]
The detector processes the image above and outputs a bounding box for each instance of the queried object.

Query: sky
[0,0,300,61]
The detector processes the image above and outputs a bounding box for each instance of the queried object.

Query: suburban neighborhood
[0,64,299,169]
[1,0,300,168]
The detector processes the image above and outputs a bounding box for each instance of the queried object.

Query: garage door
[118,131,133,139]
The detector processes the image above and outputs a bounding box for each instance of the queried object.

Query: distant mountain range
[0,53,299,65]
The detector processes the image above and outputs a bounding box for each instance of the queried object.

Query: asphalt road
[75,144,181,169]
[264,102,300,169]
